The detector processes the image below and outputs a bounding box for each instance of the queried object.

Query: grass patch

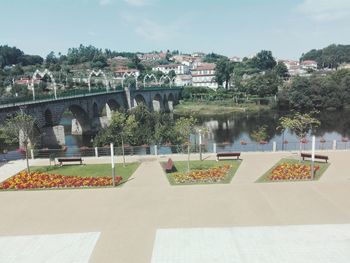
[174,101,270,116]
[162,160,241,185]
[256,158,330,183]
[31,162,140,186]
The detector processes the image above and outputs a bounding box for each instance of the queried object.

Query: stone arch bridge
[0,88,181,147]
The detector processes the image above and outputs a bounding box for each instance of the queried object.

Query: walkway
[0,151,350,262]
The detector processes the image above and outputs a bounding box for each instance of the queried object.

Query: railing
[0,87,122,108]
[1,139,348,162]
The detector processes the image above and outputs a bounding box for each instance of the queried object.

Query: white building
[230,56,242,62]
[300,60,318,71]
[138,52,167,61]
[114,68,140,79]
[191,63,218,90]
[175,74,192,86]
[152,64,189,75]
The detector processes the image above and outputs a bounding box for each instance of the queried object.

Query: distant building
[152,64,189,75]
[175,74,192,86]
[280,60,301,76]
[15,77,40,85]
[230,56,242,62]
[171,55,198,68]
[191,52,206,58]
[191,63,218,90]
[114,68,140,79]
[338,63,350,70]
[138,52,167,61]
[300,60,318,71]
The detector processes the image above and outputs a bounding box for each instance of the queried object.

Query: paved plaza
[0,151,350,262]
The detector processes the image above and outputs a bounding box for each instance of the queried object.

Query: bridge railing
[0,87,124,107]
[0,139,348,162]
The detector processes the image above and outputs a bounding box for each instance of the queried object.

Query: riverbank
[173,100,271,115]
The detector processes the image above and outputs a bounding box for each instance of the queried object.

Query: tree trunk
[299,141,302,162]
[25,143,30,173]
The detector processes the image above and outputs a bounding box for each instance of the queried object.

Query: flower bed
[0,171,122,190]
[172,164,232,184]
[269,162,320,181]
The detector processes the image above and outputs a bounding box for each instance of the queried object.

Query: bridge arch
[44,108,53,126]
[122,72,138,89]
[163,94,170,112]
[134,94,147,108]
[102,99,123,119]
[32,69,57,100]
[152,93,163,112]
[88,70,108,92]
[62,104,91,135]
[93,102,99,118]
[159,75,172,86]
[143,74,158,88]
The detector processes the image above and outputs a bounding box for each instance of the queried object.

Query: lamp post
[198,129,202,161]
[110,143,116,187]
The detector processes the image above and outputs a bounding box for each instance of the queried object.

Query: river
[61,109,350,152]
[2,109,349,161]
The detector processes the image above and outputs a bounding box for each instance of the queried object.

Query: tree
[250,126,268,143]
[250,126,268,150]
[278,112,320,160]
[274,61,290,79]
[251,50,277,71]
[174,116,197,172]
[203,53,227,63]
[245,71,280,98]
[215,58,234,90]
[2,112,37,172]
[46,51,58,65]
[93,111,137,166]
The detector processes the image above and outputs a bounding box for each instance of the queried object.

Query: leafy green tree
[301,44,350,69]
[274,61,290,79]
[250,126,268,143]
[46,51,58,65]
[251,50,277,71]
[215,58,234,90]
[245,71,280,98]
[203,53,227,63]
[93,111,137,166]
[2,112,38,172]
[278,112,320,160]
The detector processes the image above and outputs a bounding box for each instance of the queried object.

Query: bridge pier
[72,119,83,135]
[168,101,174,112]
[152,100,161,112]
[42,125,66,147]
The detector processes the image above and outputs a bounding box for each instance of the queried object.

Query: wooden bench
[57,157,83,166]
[216,152,241,161]
[301,153,329,163]
[165,158,174,173]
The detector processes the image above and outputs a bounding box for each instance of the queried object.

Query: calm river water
[62,109,350,152]
[2,109,349,161]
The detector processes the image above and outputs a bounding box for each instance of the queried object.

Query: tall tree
[278,112,320,160]
[174,116,197,172]
[2,112,37,172]
[251,50,277,71]
[215,58,234,90]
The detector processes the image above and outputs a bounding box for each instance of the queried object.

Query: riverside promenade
[0,151,350,262]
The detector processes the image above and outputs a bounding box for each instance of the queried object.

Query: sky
[1,0,350,59]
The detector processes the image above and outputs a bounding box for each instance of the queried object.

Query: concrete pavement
[0,151,350,262]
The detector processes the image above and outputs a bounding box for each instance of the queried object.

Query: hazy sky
[1,0,350,59]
